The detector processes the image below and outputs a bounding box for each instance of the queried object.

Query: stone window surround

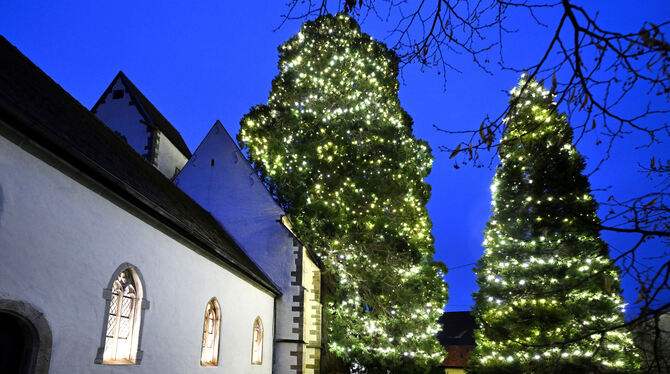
[95,262,150,365]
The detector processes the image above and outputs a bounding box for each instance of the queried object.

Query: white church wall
[155,130,189,179]
[0,134,274,374]
[175,122,306,373]
[92,79,150,159]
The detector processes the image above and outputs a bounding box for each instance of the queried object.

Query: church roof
[92,71,192,158]
[437,311,477,346]
[0,36,279,296]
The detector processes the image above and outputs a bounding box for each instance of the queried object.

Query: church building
[0,35,322,374]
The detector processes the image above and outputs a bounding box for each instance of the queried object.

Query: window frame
[200,298,221,366]
[95,263,149,365]
[251,316,263,365]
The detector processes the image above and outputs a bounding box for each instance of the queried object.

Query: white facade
[92,73,190,179]
[0,132,274,373]
[176,121,322,374]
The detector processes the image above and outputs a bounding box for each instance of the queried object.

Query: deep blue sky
[2,1,668,316]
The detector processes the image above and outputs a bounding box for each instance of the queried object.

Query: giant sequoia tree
[238,13,448,372]
[471,77,641,373]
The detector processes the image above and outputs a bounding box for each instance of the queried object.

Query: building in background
[437,311,477,374]
[0,36,321,374]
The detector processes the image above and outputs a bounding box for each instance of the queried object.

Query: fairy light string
[238,13,448,370]
[470,77,641,373]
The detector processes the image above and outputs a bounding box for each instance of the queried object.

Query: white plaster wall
[156,130,189,179]
[175,122,305,373]
[175,122,301,338]
[0,134,274,374]
[93,79,149,158]
[274,343,300,374]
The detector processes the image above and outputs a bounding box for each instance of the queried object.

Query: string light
[238,13,448,369]
[471,77,642,372]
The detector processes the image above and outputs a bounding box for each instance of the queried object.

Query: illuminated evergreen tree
[238,13,448,372]
[471,77,641,373]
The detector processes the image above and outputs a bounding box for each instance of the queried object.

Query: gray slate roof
[0,35,279,296]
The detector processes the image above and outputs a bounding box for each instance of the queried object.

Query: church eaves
[0,36,279,296]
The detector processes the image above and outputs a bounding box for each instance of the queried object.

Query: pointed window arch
[251,317,263,365]
[200,298,221,366]
[95,264,148,365]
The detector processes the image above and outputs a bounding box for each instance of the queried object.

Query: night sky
[3,1,668,316]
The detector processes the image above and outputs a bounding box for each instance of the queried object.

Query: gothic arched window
[200,298,221,366]
[95,264,148,365]
[251,317,263,365]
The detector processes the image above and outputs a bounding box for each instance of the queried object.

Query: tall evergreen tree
[237,14,448,372]
[471,77,641,373]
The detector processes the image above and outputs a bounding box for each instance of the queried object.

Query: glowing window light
[200,298,221,366]
[102,268,142,365]
[251,317,264,365]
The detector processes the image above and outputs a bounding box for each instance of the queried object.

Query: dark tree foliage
[238,14,448,373]
[281,1,670,365]
[470,77,641,373]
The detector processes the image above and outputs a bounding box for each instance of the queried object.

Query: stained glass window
[200,298,220,366]
[102,269,140,364]
[251,317,263,364]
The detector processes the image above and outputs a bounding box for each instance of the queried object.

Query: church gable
[176,121,323,374]
[175,121,298,288]
[92,72,191,179]
[91,74,150,160]
[175,120,284,223]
